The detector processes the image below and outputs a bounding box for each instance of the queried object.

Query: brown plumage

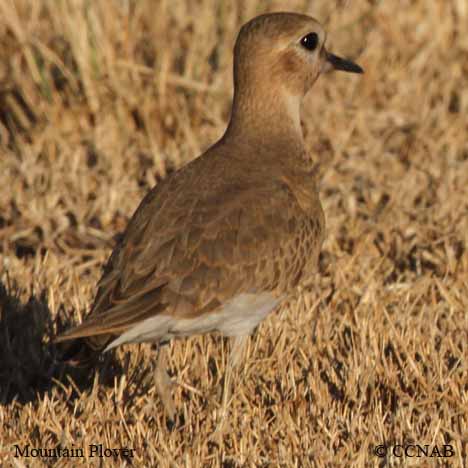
[56,12,363,420]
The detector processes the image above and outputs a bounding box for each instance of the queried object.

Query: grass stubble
[0,0,467,466]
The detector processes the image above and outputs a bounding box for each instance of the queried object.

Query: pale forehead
[239,12,325,45]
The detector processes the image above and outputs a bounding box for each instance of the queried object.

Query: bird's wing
[55,159,322,343]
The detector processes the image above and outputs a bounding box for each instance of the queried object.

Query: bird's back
[56,136,325,351]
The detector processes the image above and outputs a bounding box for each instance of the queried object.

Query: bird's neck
[225,86,304,147]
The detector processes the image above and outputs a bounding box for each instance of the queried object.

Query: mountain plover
[56,12,363,422]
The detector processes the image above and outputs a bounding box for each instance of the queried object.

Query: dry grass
[1,0,467,466]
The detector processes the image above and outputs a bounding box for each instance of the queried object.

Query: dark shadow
[0,277,182,430]
[0,278,123,406]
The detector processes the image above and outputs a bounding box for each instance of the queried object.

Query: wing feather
[56,153,323,345]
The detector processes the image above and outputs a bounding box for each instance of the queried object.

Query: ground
[0,0,467,466]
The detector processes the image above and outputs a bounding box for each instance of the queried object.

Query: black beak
[326,52,364,74]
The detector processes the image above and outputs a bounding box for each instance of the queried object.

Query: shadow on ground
[0,280,123,406]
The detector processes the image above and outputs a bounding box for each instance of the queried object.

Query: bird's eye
[300,32,319,51]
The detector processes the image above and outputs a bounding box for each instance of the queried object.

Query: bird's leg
[215,335,248,433]
[154,345,176,423]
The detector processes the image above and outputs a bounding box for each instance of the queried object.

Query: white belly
[104,293,282,351]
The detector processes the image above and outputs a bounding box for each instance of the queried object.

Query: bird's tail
[55,334,112,367]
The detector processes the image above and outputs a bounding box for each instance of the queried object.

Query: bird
[55,12,363,423]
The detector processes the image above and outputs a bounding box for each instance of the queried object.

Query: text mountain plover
[56,12,363,423]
